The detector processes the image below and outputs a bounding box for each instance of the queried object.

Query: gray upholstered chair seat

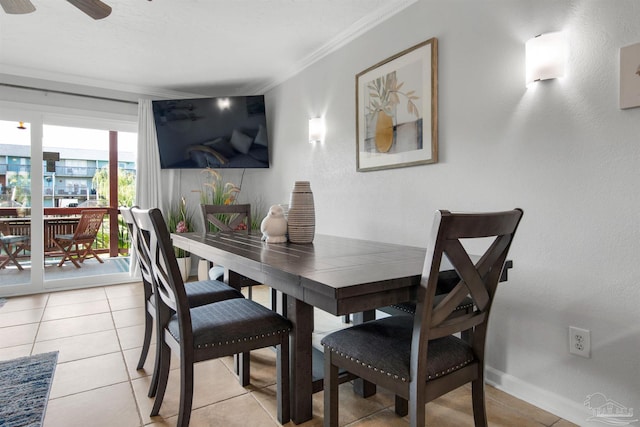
[321,315,475,383]
[184,279,243,307]
[149,279,243,308]
[168,298,291,349]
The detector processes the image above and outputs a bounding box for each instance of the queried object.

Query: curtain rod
[0,83,139,105]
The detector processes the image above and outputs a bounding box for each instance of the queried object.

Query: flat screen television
[152,95,269,169]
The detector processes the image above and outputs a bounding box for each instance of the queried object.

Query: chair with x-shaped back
[321,208,523,427]
[200,203,267,298]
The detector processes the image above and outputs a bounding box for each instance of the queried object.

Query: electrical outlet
[569,326,591,358]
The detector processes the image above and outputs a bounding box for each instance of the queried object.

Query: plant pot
[197,259,210,281]
[176,256,192,282]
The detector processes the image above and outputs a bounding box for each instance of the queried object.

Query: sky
[0,120,136,153]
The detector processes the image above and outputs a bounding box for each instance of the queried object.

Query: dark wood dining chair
[201,203,252,234]
[50,209,106,268]
[120,207,245,398]
[321,208,523,427]
[132,207,291,427]
[0,223,29,270]
[200,203,264,298]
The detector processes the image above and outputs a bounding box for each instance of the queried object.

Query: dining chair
[132,207,291,427]
[0,223,29,270]
[120,207,245,397]
[321,208,523,427]
[50,209,107,268]
[200,203,263,298]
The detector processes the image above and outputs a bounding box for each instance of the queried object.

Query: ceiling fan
[0,0,112,20]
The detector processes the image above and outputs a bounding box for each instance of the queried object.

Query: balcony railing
[0,207,129,259]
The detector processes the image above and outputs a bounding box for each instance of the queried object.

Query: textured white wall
[252,0,640,424]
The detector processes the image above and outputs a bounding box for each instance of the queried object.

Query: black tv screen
[152,95,269,169]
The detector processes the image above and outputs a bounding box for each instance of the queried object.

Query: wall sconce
[308,117,325,143]
[526,31,566,86]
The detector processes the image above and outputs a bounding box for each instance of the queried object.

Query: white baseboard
[485,365,598,426]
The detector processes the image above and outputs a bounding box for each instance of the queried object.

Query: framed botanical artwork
[356,37,438,172]
[620,41,640,109]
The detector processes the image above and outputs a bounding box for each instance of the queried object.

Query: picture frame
[620,41,640,109]
[356,37,438,172]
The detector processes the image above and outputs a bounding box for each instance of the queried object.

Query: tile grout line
[30,292,51,356]
[105,285,147,427]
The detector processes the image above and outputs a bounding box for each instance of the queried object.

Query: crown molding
[243,0,418,94]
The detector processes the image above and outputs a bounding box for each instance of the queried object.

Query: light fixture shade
[308,117,324,143]
[526,31,566,86]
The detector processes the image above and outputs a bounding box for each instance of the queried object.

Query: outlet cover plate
[569,326,591,358]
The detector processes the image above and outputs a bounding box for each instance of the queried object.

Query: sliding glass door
[0,107,138,296]
[42,124,137,288]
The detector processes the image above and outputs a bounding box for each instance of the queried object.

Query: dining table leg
[352,310,377,398]
[287,296,314,424]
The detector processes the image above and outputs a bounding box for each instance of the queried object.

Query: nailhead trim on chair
[326,346,474,383]
[391,300,474,314]
[190,328,292,349]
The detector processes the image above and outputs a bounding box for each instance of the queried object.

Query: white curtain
[136,99,163,209]
[130,99,164,278]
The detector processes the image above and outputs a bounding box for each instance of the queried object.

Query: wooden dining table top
[171,231,434,314]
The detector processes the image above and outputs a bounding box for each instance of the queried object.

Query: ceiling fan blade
[66,0,111,20]
[0,0,36,14]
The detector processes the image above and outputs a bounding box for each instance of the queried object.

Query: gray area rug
[0,351,58,427]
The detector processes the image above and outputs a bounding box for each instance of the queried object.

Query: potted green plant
[199,169,242,232]
[200,169,240,206]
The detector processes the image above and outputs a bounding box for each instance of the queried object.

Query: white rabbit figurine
[260,205,288,243]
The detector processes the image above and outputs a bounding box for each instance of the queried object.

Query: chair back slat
[132,207,188,321]
[201,204,251,233]
[413,209,523,366]
[73,210,107,240]
[0,222,9,237]
[121,207,154,292]
[429,311,487,340]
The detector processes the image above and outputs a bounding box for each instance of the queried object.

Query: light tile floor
[0,283,578,427]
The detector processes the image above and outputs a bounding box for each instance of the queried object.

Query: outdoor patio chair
[51,209,107,268]
[0,223,29,270]
[321,208,523,427]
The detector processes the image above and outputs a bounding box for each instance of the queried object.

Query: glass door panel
[42,125,135,288]
[0,119,33,290]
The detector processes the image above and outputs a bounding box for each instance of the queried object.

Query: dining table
[171,231,512,424]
